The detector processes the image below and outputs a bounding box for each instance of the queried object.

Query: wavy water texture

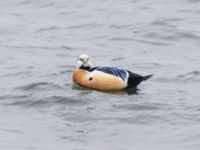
[0,0,200,150]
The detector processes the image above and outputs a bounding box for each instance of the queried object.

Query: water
[1,0,200,149]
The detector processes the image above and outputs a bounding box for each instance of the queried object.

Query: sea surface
[0,0,200,150]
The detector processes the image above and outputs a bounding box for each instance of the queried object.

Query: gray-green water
[1,0,200,149]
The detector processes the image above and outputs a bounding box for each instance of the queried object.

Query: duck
[73,54,152,91]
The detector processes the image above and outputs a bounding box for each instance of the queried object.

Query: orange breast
[73,69,127,91]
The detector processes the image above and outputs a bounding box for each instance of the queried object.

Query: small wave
[186,71,200,76]
[1,128,21,134]
[18,0,32,5]
[113,102,169,111]
[39,2,56,8]
[134,39,170,46]
[47,96,88,105]
[0,94,29,101]
[187,0,200,3]
[175,31,200,40]
[1,44,74,51]
[143,30,200,43]
[177,71,200,81]
[179,9,200,14]
[67,23,102,29]
[60,69,74,74]
[118,114,166,125]
[1,71,32,78]
[108,37,133,42]
[110,24,133,29]
[132,62,162,69]
[5,95,88,108]
[112,57,124,61]
[16,82,63,91]
[60,45,74,50]
[151,17,185,27]
[35,26,61,33]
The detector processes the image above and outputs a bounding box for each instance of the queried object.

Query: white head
[76,54,92,69]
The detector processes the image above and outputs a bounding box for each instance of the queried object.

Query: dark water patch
[170,112,200,123]
[130,0,140,3]
[112,56,124,61]
[1,44,57,50]
[194,107,200,112]
[184,71,200,76]
[60,69,74,74]
[110,24,133,29]
[177,71,200,81]
[155,75,200,83]
[155,77,174,83]
[1,44,29,49]
[183,105,200,112]
[132,62,162,69]
[39,2,56,8]
[150,21,176,30]
[187,0,200,3]
[151,18,184,26]
[143,29,200,43]
[174,31,200,40]
[112,102,169,111]
[59,64,74,69]
[0,95,29,102]
[1,44,75,52]
[179,9,200,14]
[5,95,88,108]
[135,39,170,46]
[63,115,119,123]
[18,0,32,5]
[49,96,88,106]
[59,11,78,16]
[60,45,75,51]
[144,32,178,42]
[67,23,102,29]
[72,84,94,93]
[119,114,166,125]
[93,35,108,40]
[16,82,63,91]
[5,99,42,107]
[108,37,133,42]
[102,88,139,95]
[11,12,22,16]
[1,71,32,78]
[0,128,21,134]
[35,26,61,33]
[0,95,15,101]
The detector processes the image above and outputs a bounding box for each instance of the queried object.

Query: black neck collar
[79,66,91,71]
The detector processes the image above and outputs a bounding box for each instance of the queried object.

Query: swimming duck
[73,54,152,91]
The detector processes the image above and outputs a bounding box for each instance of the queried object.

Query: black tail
[142,74,153,81]
[127,71,153,88]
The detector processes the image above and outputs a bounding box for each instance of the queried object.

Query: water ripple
[112,102,169,111]
[4,95,88,108]
[177,71,200,81]
[1,0,200,149]
[35,26,61,33]
[16,82,63,91]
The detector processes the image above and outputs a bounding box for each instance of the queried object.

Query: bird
[73,54,152,91]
